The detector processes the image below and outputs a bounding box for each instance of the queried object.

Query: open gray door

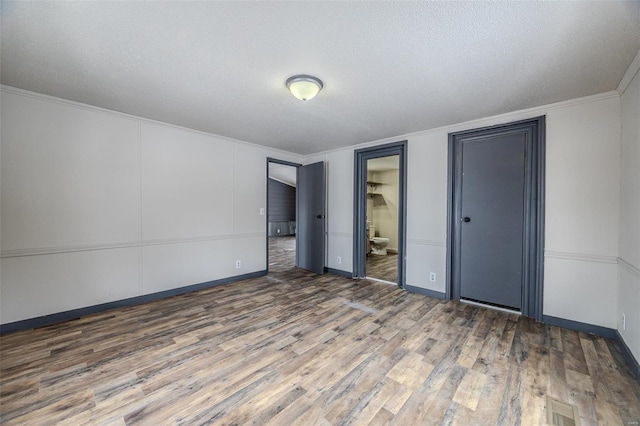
[297,161,325,274]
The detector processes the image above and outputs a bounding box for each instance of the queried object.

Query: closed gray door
[297,161,325,274]
[460,134,525,310]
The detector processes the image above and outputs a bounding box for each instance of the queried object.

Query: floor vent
[546,396,580,426]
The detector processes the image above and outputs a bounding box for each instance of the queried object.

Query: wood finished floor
[366,253,398,284]
[268,236,297,274]
[1,245,639,424]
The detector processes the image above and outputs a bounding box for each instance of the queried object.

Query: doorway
[267,158,326,275]
[447,117,545,320]
[366,156,400,284]
[267,161,298,273]
[353,141,407,288]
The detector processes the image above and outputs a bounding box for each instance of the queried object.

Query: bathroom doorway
[366,156,400,283]
[267,160,298,273]
[353,141,407,288]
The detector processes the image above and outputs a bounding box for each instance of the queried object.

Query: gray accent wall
[268,178,296,236]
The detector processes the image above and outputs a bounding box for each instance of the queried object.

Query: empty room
[1,2,640,424]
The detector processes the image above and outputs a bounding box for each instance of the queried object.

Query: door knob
[462,217,471,222]
[316,214,325,219]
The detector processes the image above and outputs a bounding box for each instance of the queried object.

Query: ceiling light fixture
[286,74,323,101]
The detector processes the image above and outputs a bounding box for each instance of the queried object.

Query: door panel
[297,161,325,274]
[460,134,525,310]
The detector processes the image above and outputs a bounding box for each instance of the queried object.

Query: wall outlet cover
[235,260,241,269]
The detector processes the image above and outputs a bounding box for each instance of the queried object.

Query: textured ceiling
[2,2,639,155]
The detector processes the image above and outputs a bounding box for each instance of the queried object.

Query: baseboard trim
[0,270,267,336]
[616,330,640,383]
[405,285,446,300]
[325,267,353,278]
[542,315,617,339]
[527,316,639,383]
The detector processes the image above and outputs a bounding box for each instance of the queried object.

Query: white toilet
[369,225,389,255]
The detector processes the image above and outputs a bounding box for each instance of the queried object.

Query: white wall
[368,170,399,251]
[321,92,622,329]
[618,61,640,362]
[0,84,627,335]
[0,87,302,324]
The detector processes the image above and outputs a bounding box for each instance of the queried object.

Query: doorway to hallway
[267,160,297,272]
[266,158,326,275]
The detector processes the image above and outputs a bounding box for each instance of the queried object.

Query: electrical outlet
[337,256,342,264]
[622,313,626,331]
[429,272,436,282]
[235,260,241,269]
[259,207,265,216]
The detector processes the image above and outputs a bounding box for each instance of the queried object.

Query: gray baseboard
[405,284,446,300]
[325,267,353,278]
[542,315,617,339]
[616,330,640,383]
[0,270,267,336]
[544,315,639,384]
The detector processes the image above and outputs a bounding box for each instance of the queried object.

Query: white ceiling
[2,2,639,155]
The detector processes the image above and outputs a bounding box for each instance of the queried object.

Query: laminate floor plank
[2,237,639,424]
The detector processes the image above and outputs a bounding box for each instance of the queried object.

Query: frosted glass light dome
[286,75,323,101]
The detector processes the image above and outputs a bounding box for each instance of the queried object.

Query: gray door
[460,134,525,310]
[297,161,325,274]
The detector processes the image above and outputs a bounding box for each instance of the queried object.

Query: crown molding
[307,90,620,159]
[617,49,640,95]
[0,85,301,160]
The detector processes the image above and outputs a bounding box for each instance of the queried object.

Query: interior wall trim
[324,267,353,278]
[544,315,639,384]
[616,330,640,384]
[617,48,640,95]
[1,232,266,259]
[405,285,446,300]
[407,239,446,247]
[618,257,640,275]
[329,232,353,238]
[0,270,268,335]
[544,250,618,265]
[543,315,617,339]
[299,91,618,160]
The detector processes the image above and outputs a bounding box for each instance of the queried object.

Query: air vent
[546,396,580,426]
